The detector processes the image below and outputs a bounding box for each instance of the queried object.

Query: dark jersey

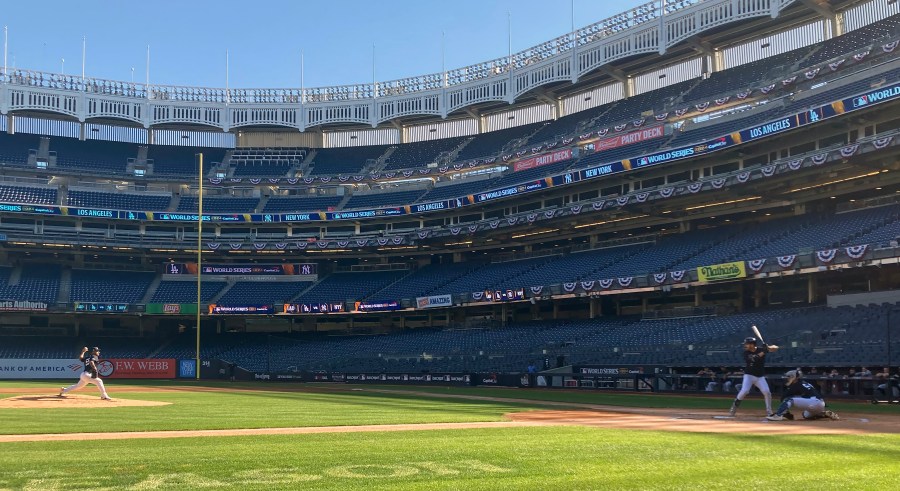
[742,346,768,377]
[781,379,822,401]
[82,354,98,377]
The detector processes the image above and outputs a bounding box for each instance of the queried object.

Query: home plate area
[505,410,900,435]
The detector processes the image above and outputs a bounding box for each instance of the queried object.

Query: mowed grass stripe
[1,427,898,490]
[0,385,546,435]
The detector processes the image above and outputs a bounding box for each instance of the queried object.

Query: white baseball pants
[61,372,110,399]
[781,396,826,418]
[736,374,772,414]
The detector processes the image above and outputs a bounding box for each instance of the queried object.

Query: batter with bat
[728,325,778,417]
[58,346,112,400]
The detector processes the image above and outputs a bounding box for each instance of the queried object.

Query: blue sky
[1,0,642,89]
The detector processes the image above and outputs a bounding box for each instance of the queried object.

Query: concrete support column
[808,275,817,304]
[754,280,764,309]
[589,297,600,319]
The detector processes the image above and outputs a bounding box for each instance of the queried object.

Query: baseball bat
[751,325,765,345]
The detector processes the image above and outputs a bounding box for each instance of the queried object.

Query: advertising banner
[582,126,665,153]
[328,208,406,220]
[354,300,402,312]
[416,295,453,309]
[733,115,799,144]
[513,148,573,172]
[579,161,629,180]
[697,261,747,282]
[145,303,199,315]
[164,263,317,276]
[177,359,197,378]
[406,200,455,214]
[208,305,274,315]
[476,372,531,387]
[280,212,323,222]
[98,358,177,379]
[296,372,472,386]
[0,359,82,379]
[0,203,61,215]
[473,179,551,203]
[0,300,49,312]
[573,365,650,375]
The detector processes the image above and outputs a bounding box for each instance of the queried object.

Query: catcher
[59,346,112,400]
[767,369,839,421]
[728,335,778,417]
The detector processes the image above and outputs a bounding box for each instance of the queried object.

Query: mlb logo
[638,157,649,166]
[853,96,868,107]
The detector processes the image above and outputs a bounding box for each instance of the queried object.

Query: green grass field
[2,381,899,490]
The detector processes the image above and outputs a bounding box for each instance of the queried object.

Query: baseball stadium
[2,0,900,488]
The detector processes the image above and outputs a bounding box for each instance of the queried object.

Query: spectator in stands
[730,368,744,392]
[697,367,716,391]
[875,367,900,400]
[527,362,538,374]
[826,368,845,395]
[719,367,737,392]
[859,367,873,378]
[846,368,859,395]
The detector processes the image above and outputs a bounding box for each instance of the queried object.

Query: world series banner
[165,263,317,276]
[697,261,747,282]
[208,305,274,315]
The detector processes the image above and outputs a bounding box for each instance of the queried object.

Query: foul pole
[195,153,203,379]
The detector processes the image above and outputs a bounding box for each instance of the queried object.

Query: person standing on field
[59,346,112,400]
[728,335,778,417]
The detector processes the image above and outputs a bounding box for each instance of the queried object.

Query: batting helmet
[91,347,100,354]
[742,337,757,345]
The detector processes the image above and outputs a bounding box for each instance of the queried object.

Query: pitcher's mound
[0,394,171,408]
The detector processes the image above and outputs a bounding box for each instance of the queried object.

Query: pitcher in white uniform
[59,346,112,400]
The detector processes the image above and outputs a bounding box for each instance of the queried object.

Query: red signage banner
[513,148,572,172]
[583,125,665,153]
[98,358,177,379]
